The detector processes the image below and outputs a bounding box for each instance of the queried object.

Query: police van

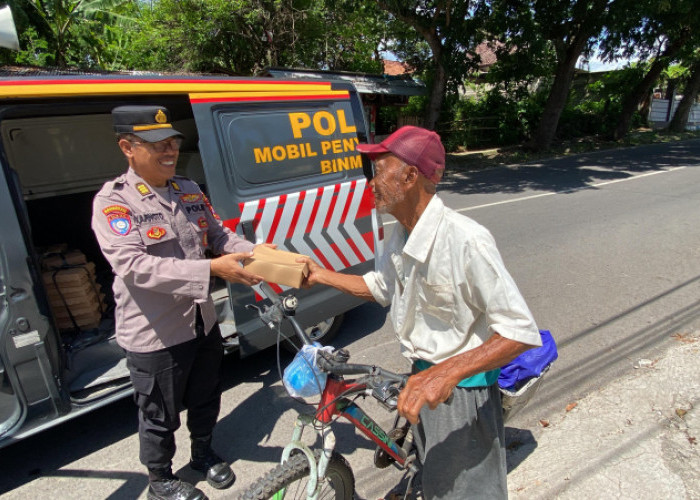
[0,73,382,448]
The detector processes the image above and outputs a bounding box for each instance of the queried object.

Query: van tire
[283,314,344,352]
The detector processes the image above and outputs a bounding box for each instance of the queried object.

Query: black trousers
[125,312,224,470]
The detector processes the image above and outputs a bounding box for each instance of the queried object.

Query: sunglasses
[130,137,184,153]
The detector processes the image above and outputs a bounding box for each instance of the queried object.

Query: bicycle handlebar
[250,281,408,409]
[317,349,407,385]
[253,281,313,346]
[315,349,408,411]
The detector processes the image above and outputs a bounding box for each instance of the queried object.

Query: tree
[606,0,700,139]
[21,0,132,67]
[128,0,386,75]
[490,0,617,151]
[375,0,486,130]
[668,57,700,132]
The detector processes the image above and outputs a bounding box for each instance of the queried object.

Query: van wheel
[283,314,344,351]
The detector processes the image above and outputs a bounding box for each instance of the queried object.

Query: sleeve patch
[103,205,132,236]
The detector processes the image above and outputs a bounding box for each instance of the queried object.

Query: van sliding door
[189,81,379,355]
[0,161,64,439]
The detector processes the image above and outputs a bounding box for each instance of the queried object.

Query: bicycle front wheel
[239,450,354,500]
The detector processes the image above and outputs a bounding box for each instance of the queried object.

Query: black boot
[190,435,236,490]
[147,467,208,500]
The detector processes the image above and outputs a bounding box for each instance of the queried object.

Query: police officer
[92,105,267,500]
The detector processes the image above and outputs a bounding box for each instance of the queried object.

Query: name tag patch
[133,212,165,226]
[185,204,206,215]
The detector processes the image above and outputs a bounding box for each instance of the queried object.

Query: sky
[578,50,641,72]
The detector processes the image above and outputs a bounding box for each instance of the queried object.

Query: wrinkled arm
[397,333,532,424]
[296,256,375,301]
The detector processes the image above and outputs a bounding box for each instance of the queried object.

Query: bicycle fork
[279,413,336,500]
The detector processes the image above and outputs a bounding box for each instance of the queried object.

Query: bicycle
[239,282,418,500]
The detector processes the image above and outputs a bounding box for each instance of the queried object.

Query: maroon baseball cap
[356,126,445,183]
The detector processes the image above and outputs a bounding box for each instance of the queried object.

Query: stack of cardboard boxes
[41,246,105,331]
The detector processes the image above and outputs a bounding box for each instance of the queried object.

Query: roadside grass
[446,128,700,173]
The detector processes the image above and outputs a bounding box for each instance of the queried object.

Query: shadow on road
[505,427,538,473]
[528,275,700,419]
[211,301,389,467]
[0,303,388,496]
[0,397,140,495]
[442,140,700,196]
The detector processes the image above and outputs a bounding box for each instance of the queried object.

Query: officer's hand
[210,252,263,286]
[397,365,458,424]
[295,256,325,288]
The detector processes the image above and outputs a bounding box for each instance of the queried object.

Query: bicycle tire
[239,450,354,500]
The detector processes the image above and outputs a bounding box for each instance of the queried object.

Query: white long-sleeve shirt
[363,195,541,364]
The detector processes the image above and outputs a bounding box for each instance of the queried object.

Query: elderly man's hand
[295,256,326,288]
[397,364,459,424]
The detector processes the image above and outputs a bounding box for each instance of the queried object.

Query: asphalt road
[1,139,699,499]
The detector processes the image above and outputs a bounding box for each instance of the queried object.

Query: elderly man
[92,105,267,500]
[298,126,541,499]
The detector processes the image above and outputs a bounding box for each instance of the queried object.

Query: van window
[2,114,201,199]
[215,100,362,187]
[1,114,124,198]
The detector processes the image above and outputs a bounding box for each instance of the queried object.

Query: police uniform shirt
[92,168,254,352]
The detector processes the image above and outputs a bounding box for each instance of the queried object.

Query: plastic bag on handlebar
[283,343,333,398]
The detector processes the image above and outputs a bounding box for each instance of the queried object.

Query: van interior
[0,96,219,404]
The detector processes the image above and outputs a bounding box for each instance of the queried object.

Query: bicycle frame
[278,375,412,500]
[250,283,414,499]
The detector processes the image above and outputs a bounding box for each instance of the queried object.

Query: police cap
[112,105,185,142]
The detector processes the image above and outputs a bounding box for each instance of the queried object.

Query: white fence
[648,98,700,130]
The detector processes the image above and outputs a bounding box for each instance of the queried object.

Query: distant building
[383,59,413,76]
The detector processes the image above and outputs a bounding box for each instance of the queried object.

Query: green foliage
[439,89,547,151]
[125,0,386,75]
[5,26,51,66]
[30,0,133,67]
[438,64,652,152]
[662,64,689,81]
[376,0,491,128]
[4,0,699,153]
[401,95,429,118]
[559,64,648,138]
[1,0,135,68]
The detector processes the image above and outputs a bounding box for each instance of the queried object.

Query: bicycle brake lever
[246,303,281,330]
[372,381,402,411]
[332,348,350,363]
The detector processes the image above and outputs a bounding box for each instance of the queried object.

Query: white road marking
[380,166,688,226]
[457,166,687,213]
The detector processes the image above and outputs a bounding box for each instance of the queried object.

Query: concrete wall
[648,98,700,131]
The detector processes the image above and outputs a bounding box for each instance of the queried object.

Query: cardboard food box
[42,262,96,286]
[243,246,309,288]
[40,248,104,331]
[42,249,88,270]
